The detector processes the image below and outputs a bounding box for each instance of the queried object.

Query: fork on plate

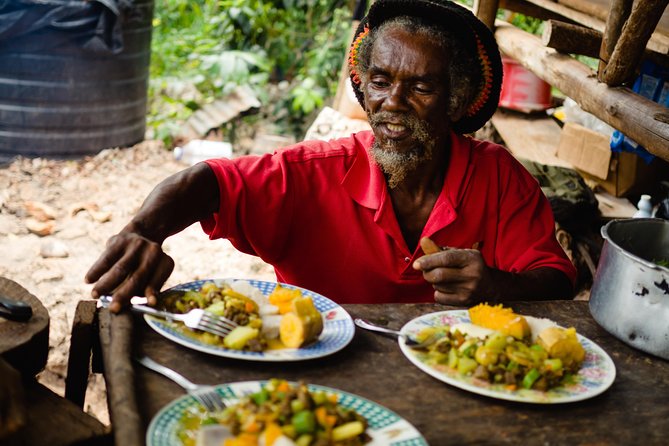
[135,355,226,412]
[354,318,445,349]
[98,295,238,338]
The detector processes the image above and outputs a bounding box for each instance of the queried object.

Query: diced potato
[223,326,259,350]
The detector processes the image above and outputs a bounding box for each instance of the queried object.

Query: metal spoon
[354,318,443,349]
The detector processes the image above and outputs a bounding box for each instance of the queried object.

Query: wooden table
[94,300,669,445]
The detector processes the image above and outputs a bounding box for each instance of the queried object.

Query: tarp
[0,0,131,54]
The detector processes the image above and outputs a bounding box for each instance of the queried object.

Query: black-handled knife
[0,294,33,322]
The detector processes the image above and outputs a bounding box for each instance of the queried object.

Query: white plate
[399,310,616,404]
[146,380,428,446]
[145,279,354,362]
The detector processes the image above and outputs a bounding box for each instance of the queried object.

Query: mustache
[368,111,423,130]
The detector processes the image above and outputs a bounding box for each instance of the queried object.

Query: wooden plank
[491,109,573,167]
[500,0,579,23]
[65,300,98,408]
[494,21,669,161]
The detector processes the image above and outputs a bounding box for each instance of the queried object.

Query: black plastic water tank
[0,0,154,161]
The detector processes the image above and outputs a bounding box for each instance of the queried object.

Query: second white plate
[399,310,616,404]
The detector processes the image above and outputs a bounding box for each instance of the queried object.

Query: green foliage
[147,0,353,145]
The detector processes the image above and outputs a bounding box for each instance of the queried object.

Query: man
[86,0,576,313]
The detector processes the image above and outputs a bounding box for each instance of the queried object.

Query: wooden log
[65,300,98,408]
[474,0,501,30]
[602,0,669,86]
[494,22,669,161]
[99,309,143,446]
[520,0,669,54]
[542,20,602,58]
[543,19,669,67]
[598,0,633,79]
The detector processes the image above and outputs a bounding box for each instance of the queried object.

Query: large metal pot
[589,218,669,360]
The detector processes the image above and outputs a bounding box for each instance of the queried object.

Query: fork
[135,355,226,412]
[354,318,445,349]
[98,295,238,338]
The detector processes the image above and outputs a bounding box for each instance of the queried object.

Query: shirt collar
[342,130,473,213]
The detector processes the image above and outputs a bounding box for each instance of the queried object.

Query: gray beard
[369,112,437,189]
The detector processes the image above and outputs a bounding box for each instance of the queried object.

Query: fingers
[85,232,173,313]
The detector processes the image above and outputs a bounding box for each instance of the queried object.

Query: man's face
[362,26,453,186]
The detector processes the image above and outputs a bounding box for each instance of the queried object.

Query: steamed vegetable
[468,303,531,340]
[280,297,324,348]
[536,326,585,369]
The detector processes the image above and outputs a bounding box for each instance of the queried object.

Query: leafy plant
[147,0,353,146]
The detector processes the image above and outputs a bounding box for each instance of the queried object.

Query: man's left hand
[412,246,492,306]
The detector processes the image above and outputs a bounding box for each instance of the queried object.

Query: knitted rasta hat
[348,0,503,134]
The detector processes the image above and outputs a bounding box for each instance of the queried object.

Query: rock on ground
[0,141,275,424]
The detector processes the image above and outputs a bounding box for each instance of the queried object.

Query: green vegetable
[292,410,316,434]
[457,356,478,375]
[522,368,541,389]
[251,388,270,406]
[332,421,365,441]
[544,358,563,372]
[204,301,226,316]
[296,434,314,446]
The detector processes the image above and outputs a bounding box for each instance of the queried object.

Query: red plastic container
[499,56,552,113]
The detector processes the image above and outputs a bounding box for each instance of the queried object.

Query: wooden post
[65,300,98,408]
[598,0,633,82]
[601,0,669,86]
[99,309,143,446]
[494,22,669,160]
[474,0,501,31]
[542,20,602,58]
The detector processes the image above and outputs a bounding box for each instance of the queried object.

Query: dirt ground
[0,141,276,425]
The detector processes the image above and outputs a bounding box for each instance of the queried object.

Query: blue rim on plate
[144,278,355,362]
[146,380,428,446]
[399,310,616,404]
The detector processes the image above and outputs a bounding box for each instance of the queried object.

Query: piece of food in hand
[536,326,585,370]
[420,236,441,254]
[223,325,260,350]
[280,296,324,348]
[468,303,531,340]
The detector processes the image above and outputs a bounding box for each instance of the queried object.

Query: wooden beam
[494,22,669,161]
[474,0,501,30]
[602,0,669,86]
[499,0,579,24]
[542,20,602,58]
[598,0,633,80]
[557,0,608,21]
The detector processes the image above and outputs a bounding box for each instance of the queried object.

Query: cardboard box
[556,122,668,197]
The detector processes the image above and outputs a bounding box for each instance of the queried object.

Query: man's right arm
[85,162,220,312]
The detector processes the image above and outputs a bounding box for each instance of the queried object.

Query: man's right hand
[85,229,175,313]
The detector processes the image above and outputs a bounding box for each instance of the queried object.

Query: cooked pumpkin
[468,303,531,340]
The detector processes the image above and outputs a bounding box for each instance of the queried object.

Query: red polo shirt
[202,130,576,304]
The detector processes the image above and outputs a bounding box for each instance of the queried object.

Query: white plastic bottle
[173,139,232,165]
[633,194,653,218]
